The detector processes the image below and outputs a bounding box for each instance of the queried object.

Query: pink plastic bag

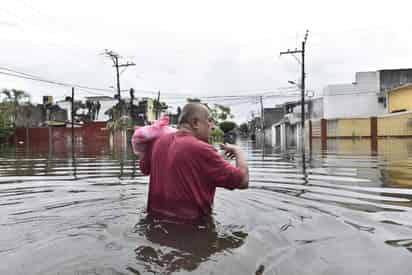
[131,116,176,157]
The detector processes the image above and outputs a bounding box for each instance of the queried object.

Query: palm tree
[1,89,30,125]
[1,89,30,105]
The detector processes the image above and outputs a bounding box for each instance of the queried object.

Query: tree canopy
[0,89,31,143]
[209,104,234,124]
[1,89,30,105]
[218,120,237,133]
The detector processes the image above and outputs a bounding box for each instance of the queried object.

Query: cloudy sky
[1,0,412,122]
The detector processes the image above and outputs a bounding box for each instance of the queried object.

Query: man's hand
[220,143,240,159]
[220,143,249,189]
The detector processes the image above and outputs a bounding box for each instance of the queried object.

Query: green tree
[210,104,234,124]
[210,126,224,143]
[105,102,128,131]
[0,102,15,142]
[1,89,30,122]
[0,89,30,143]
[2,88,30,105]
[218,121,237,133]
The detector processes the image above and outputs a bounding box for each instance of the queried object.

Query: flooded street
[1,138,412,274]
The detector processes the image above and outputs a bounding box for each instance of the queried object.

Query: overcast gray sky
[1,0,412,122]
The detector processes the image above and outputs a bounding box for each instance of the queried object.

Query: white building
[57,96,154,122]
[85,96,117,121]
[56,96,117,122]
[56,100,72,120]
[323,71,386,119]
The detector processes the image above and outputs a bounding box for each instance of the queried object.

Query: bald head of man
[178,103,215,142]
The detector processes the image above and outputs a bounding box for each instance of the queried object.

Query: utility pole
[71,87,74,144]
[259,96,264,130]
[71,87,77,177]
[280,30,309,150]
[259,95,265,144]
[129,88,135,120]
[103,50,135,104]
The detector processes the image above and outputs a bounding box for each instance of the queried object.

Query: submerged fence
[310,110,412,151]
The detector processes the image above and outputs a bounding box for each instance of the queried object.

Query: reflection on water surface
[1,138,412,274]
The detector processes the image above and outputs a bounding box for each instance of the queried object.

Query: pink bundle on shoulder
[131,116,177,157]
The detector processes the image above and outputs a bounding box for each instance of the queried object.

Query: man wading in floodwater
[140,103,249,221]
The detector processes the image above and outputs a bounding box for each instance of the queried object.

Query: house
[379,69,412,97]
[271,100,315,148]
[311,69,412,146]
[386,84,412,113]
[323,71,384,119]
[309,97,324,120]
[134,98,155,125]
[83,96,117,121]
[56,96,163,125]
[256,106,285,145]
[263,107,285,128]
[323,69,412,119]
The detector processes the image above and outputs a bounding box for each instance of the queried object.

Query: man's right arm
[220,144,249,189]
[139,144,153,175]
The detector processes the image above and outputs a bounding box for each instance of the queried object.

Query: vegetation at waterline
[0,89,30,142]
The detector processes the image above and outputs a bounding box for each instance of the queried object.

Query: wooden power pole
[103,50,135,104]
[280,30,309,149]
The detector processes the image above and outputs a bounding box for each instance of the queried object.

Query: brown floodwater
[1,138,412,274]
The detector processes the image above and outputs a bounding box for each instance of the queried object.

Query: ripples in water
[1,138,412,274]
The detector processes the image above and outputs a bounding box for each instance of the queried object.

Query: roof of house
[388,83,412,93]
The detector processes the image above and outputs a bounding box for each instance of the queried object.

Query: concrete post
[321,118,327,151]
[280,123,286,150]
[48,126,52,154]
[122,128,127,151]
[308,120,312,152]
[370,116,378,153]
[271,125,276,147]
[295,124,300,149]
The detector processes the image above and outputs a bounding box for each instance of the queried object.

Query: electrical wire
[0,64,303,107]
[0,71,114,95]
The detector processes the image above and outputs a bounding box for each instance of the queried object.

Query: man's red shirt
[139,131,243,220]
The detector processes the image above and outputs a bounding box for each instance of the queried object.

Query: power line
[0,65,303,104]
[0,67,286,101]
[0,68,302,103]
[0,66,114,93]
[0,7,27,23]
[0,71,111,100]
